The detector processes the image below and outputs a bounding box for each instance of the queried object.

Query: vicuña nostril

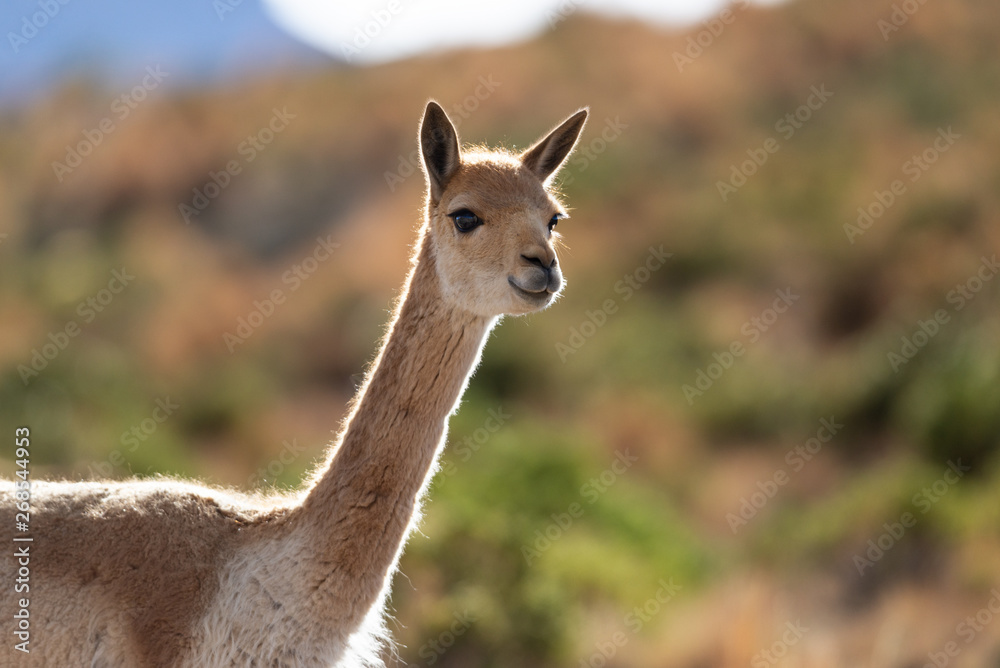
[521,254,550,272]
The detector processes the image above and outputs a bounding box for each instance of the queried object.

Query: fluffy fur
[0,101,587,667]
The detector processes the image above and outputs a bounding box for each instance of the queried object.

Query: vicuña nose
[521,254,556,274]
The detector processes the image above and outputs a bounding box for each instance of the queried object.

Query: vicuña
[1,101,588,667]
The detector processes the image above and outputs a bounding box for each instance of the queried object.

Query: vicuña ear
[521,108,589,183]
[420,101,461,202]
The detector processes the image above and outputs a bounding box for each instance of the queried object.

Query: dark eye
[548,214,565,232]
[449,209,482,233]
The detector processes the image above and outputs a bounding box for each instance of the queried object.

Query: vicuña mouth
[508,277,551,303]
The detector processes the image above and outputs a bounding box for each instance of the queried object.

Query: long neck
[290,230,494,633]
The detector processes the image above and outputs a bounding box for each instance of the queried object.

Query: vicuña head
[419,101,588,317]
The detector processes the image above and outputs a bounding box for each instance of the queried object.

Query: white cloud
[261,0,785,65]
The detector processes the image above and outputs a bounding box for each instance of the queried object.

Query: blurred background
[2,0,1000,665]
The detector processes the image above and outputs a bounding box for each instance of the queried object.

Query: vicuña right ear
[420,101,461,202]
[521,108,589,184]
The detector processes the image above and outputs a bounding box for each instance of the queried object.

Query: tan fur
[0,102,587,667]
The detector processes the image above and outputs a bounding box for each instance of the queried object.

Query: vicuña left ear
[521,108,589,183]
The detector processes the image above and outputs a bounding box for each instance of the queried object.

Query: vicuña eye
[548,214,565,232]
[449,209,482,233]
